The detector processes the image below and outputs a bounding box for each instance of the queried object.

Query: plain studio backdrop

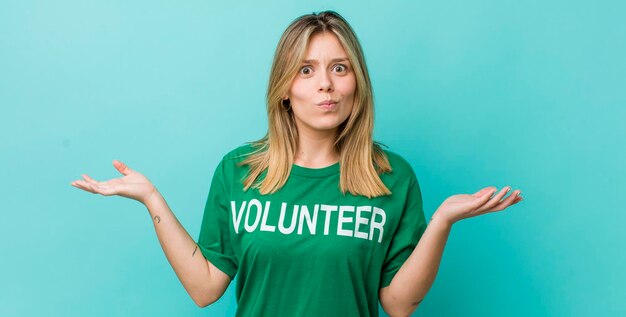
[1,1,624,316]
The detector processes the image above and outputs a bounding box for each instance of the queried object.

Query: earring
[282,98,291,111]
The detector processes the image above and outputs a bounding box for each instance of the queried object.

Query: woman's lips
[317,101,337,110]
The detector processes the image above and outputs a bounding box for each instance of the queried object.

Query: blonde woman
[71,10,522,317]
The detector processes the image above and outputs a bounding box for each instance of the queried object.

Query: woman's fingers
[489,190,522,211]
[467,188,496,211]
[71,179,118,196]
[472,187,495,197]
[113,160,132,176]
[81,173,120,188]
[81,174,103,186]
[475,186,511,213]
[71,179,99,194]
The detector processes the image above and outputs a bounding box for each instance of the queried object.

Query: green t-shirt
[197,144,427,316]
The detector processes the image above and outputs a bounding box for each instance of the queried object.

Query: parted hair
[240,10,392,198]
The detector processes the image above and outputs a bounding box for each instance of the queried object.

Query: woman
[71,10,522,317]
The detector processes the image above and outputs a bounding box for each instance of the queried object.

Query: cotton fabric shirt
[197,144,427,316]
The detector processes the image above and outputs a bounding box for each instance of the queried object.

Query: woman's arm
[379,215,451,317]
[144,189,231,307]
[71,160,231,307]
[380,186,522,317]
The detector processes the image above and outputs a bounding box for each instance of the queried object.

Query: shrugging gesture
[70,160,157,204]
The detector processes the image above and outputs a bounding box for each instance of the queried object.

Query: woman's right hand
[71,160,157,205]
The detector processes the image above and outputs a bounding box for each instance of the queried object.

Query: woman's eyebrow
[302,57,349,64]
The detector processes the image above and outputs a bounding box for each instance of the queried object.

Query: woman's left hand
[431,186,523,227]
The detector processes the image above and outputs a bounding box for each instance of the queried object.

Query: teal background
[1,0,624,316]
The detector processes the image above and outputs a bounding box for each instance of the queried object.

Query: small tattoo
[153,215,161,224]
[192,245,198,257]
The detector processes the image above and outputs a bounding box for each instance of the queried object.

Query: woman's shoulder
[377,146,419,189]
[220,143,259,163]
[379,147,415,175]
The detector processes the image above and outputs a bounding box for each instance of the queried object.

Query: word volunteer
[231,199,387,243]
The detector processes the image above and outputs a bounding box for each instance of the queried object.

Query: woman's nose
[317,71,334,92]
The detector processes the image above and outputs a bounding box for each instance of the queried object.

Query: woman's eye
[334,64,347,73]
[300,66,313,75]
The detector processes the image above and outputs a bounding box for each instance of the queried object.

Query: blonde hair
[240,10,392,198]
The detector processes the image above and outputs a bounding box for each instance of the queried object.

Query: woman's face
[287,32,356,135]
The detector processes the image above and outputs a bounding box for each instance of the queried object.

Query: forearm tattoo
[192,245,198,257]
[153,215,161,224]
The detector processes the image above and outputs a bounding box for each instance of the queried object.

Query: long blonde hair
[240,10,392,199]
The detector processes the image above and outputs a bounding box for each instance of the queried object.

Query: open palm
[435,186,523,225]
[70,160,156,204]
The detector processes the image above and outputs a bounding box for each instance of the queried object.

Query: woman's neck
[293,128,339,168]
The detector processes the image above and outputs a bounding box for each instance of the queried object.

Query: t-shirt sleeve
[379,169,428,288]
[197,158,238,279]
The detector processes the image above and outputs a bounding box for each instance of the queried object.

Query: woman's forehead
[301,32,348,62]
